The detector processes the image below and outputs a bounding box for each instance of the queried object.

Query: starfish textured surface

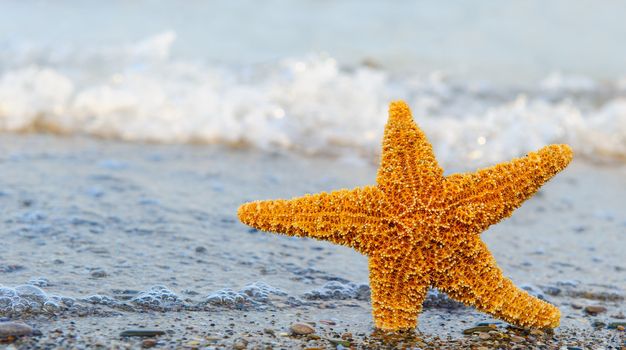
[238,101,572,331]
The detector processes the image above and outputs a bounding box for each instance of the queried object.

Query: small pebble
[476,322,501,327]
[290,323,315,335]
[608,321,626,329]
[584,305,607,315]
[233,338,248,349]
[90,270,108,278]
[542,286,561,296]
[186,340,201,347]
[510,335,525,343]
[0,322,34,338]
[326,338,350,347]
[120,330,165,337]
[141,338,157,348]
[462,326,496,335]
[591,320,606,328]
[478,333,490,340]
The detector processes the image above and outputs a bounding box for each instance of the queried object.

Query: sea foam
[0,284,75,315]
[1,32,625,167]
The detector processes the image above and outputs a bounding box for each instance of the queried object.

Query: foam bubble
[81,294,121,307]
[83,286,187,312]
[0,284,75,315]
[204,282,286,310]
[130,285,185,311]
[303,282,465,309]
[304,281,370,301]
[0,280,472,317]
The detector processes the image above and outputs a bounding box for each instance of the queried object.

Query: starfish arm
[237,186,387,252]
[376,101,444,212]
[369,253,430,330]
[446,144,573,233]
[434,239,560,329]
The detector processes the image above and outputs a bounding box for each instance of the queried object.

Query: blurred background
[1,0,625,167]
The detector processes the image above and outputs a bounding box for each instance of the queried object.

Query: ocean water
[1,1,625,166]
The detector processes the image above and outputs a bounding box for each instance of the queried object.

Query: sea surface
[1,1,625,168]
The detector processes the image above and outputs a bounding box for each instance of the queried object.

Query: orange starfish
[238,101,572,331]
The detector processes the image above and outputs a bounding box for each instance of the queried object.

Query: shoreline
[0,134,624,348]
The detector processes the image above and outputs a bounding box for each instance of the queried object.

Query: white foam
[0,284,75,314]
[304,281,370,301]
[1,32,625,167]
[130,285,184,310]
[204,281,286,309]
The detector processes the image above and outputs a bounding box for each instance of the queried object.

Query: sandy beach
[2,1,626,348]
[0,134,624,349]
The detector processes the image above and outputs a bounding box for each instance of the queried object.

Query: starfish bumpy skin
[238,101,572,331]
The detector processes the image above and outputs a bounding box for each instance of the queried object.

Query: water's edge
[0,135,624,347]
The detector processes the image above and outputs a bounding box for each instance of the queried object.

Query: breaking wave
[1,32,625,166]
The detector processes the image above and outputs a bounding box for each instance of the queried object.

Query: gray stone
[0,322,33,338]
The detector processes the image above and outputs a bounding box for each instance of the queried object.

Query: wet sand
[0,134,624,349]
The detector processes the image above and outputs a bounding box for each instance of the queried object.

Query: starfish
[238,101,572,331]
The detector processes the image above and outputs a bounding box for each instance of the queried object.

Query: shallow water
[0,135,624,347]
